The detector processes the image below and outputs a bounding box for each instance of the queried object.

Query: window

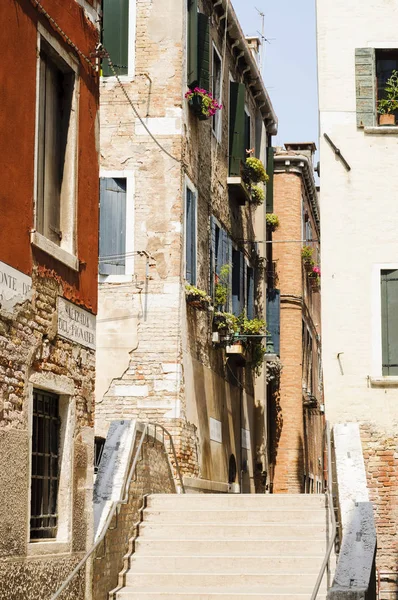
[232,249,245,316]
[99,172,134,279]
[303,325,313,394]
[35,32,78,259]
[381,269,398,375]
[185,183,197,285]
[30,390,60,540]
[355,47,398,127]
[101,0,135,78]
[246,266,254,320]
[210,217,231,307]
[212,45,222,140]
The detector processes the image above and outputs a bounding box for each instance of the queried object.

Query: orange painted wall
[0,0,99,312]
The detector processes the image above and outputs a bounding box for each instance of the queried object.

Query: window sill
[227,176,251,205]
[100,74,135,84]
[27,540,71,556]
[98,274,133,283]
[369,376,398,387]
[31,232,79,271]
[364,126,398,134]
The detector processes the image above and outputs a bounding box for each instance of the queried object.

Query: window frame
[184,176,198,286]
[32,24,80,271]
[99,170,135,283]
[101,0,136,81]
[27,372,76,553]
[211,42,223,142]
[372,263,398,379]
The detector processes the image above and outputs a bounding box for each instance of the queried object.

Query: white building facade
[317,0,398,581]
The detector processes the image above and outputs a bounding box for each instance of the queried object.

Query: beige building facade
[317,0,398,581]
[96,0,278,491]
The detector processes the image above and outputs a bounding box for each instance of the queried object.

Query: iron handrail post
[310,421,337,600]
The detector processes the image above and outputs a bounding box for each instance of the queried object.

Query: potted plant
[301,245,315,271]
[266,213,279,232]
[244,157,269,184]
[185,87,222,121]
[308,266,321,291]
[250,185,265,206]
[377,70,398,126]
[185,284,212,310]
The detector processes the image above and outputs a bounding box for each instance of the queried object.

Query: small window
[30,390,60,540]
[99,178,127,275]
[376,49,398,119]
[185,185,197,285]
[101,0,130,77]
[94,437,106,474]
[36,39,76,247]
[212,45,222,140]
[381,269,398,375]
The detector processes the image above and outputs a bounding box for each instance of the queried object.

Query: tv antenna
[255,7,275,72]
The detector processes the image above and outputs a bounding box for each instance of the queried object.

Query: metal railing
[310,421,337,600]
[50,421,185,600]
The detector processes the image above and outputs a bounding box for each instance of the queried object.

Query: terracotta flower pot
[379,113,396,126]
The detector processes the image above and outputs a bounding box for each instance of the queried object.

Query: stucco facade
[0,1,99,597]
[270,144,324,493]
[96,0,277,491]
[317,0,398,580]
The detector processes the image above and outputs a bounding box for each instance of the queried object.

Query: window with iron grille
[30,390,60,540]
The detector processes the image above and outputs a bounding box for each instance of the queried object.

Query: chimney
[284,142,317,161]
[245,37,261,65]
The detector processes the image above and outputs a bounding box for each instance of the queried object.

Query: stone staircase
[112,493,329,599]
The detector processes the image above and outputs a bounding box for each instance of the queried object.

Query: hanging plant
[185,284,212,310]
[244,157,269,184]
[185,87,222,120]
[266,213,279,231]
[251,185,265,206]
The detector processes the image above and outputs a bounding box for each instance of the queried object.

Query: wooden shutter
[99,178,126,275]
[266,146,275,213]
[244,112,251,154]
[246,266,254,320]
[197,13,210,91]
[266,288,280,356]
[232,250,245,316]
[355,48,376,128]
[381,269,398,375]
[185,188,197,284]
[102,0,129,77]
[187,0,198,87]
[229,82,246,176]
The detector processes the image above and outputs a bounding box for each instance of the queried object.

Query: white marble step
[115,588,327,600]
[142,508,326,524]
[146,494,326,510]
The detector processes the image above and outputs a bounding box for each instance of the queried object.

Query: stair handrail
[50,421,185,600]
[311,421,337,600]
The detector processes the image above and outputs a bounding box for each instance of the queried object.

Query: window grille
[30,390,60,540]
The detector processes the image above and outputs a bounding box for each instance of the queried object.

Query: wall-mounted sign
[210,417,222,443]
[0,261,32,311]
[241,428,251,450]
[58,297,96,350]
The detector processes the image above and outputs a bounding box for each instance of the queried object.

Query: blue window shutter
[99,178,126,275]
[210,215,216,296]
[102,0,129,77]
[186,188,196,284]
[266,289,280,356]
[381,269,398,375]
[239,252,245,315]
[247,266,254,320]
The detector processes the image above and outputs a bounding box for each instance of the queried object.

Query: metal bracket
[323,133,351,171]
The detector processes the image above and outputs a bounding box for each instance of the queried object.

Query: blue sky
[232,0,319,149]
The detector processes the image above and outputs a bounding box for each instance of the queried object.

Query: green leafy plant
[244,157,269,184]
[185,284,212,304]
[214,311,239,333]
[251,342,267,376]
[266,213,279,231]
[301,245,314,262]
[214,264,231,308]
[378,70,398,114]
[251,185,265,206]
[238,314,266,336]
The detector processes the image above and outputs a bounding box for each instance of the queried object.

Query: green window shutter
[229,82,246,176]
[381,269,398,375]
[355,48,376,128]
[197,13,210,91]
[99,178,126,275]
[187,0,198,87]
[185,188,197,284]
[102,0,129,77]
[266,146,275,213]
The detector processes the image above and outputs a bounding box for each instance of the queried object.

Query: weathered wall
[92,433,176,600]
[97,0,270,485]
[317,0,398,580]
[272,163,323,493]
